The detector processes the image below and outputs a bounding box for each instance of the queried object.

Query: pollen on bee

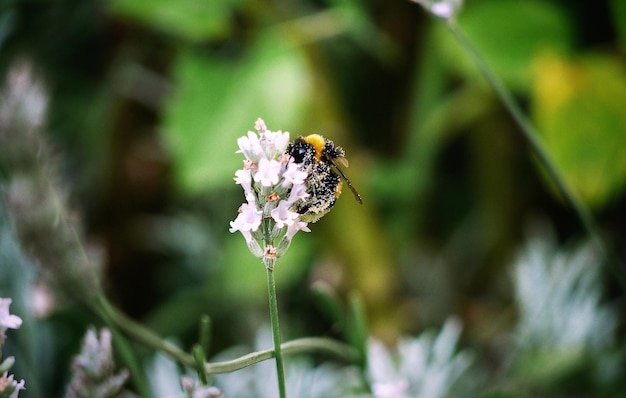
[304,134,326,162]
[334,181,343,198]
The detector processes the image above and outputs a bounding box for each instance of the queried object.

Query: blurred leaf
[329,0,401,65]
[143,289,208,338]
[310,282,346,334]
[531,51,626,208]
[109,0,236,41]
[162,33,312,195]
[434,0,572,90]
[220,234,312,306]
[514,347,586,387]
[346,292,368,367]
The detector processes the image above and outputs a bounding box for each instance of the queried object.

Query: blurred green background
[1,0,626,396]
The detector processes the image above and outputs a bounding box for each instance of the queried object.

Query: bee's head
[288,134,345,164]
[287,137,316,164]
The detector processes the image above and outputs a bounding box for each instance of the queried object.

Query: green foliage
[434,0,573,89]
[110,0,238,41]
[162,37,312,194]
[531,52,626,208]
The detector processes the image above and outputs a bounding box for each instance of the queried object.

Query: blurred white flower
[410,0,463,20]
[181,376,223,398]
[64,328,129,398]
[513,236,616,350]
[368,317,473,398]
[0,60,48,130]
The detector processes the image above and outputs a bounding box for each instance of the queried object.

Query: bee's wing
[335,157,349,168]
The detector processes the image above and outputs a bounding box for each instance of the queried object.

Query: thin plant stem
[265,262,287,398]
[205,337,359,374]
[444,19,626,291]
[94,293,358,374]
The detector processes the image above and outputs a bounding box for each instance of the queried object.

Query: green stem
[204,337,358,374]
[444,20,626,291]
[93,293,358,375]
[94,294,196,367]
[266,263,287,398]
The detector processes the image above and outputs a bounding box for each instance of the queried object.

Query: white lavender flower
[0,299,22,341]
[0,298,25,398]
[229,118,311,264]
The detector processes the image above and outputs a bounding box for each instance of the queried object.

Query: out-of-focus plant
[145,351,222,398]
[0,298,25,398]
[411,0,626,294]
[514,237,616,351]
[64,328,130,398]
[212,327,364,398]
[0,60,102,307]
[510,232,619,391]
[367,317,474,398]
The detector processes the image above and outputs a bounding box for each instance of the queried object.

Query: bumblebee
[287,134,362,223]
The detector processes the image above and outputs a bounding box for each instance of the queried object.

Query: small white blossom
[271,201,299,228]
[286,220,310,242]
[237,132,263,162]
[282,162,308,188]
[0,298,22,334]
[254,158,282,187]
[261,130,290,158]
[234,169,253,195]
[229,203,262,233]
[287,183,309,204]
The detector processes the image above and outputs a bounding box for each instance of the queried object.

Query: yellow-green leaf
[531,51,626,208]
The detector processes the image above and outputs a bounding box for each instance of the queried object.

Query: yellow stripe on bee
[304,134,326,162]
